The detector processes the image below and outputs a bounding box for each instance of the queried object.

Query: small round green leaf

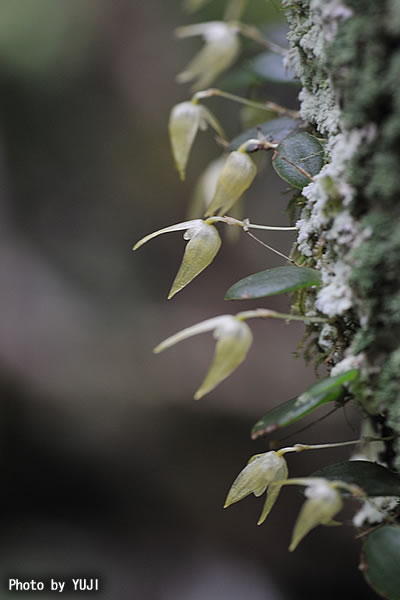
[228,117,300,152]
[311,461,400,498]
[225,266,321,300]
[273,132,324,189]
[362,525,400,600]
[251,370,358,439]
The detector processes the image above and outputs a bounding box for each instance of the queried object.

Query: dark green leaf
[225,266,321,300]
[362,526,400,600]
[248,51,298,84]
[312,461,400,497]
[273,132,324,189]
[251,370,358,439]
[228,117,301,152]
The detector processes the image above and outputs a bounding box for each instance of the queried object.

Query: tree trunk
[285,0,400,470]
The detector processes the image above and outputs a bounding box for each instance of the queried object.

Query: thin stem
[238,138,278,152]
[236,308,328,324]
[192,88,299,119]
[205,215,297,231]
[235,22,287,56]
[245,230,296,263]
[278,437,389,456]
[248,223,297,231]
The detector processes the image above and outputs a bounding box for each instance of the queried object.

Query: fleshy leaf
[154,315,252,399]
[176,22,240,91]
[205,151,257,216]
[312,461,400,498]
[225,266,321,301]
[289,480,343,551]
[194,317,252,399]
[224,451,287,507]
[168,102,224,180]
[228,117,300,152]
[362,525,400,600]
[273,132,324,189]
[251,370,359,439]
[168,222,221,299]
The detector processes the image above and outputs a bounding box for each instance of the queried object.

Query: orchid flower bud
[280,478,344,552]
[205,150,257,217]
[176,22,240,91]
[224,451,288,523]
[154,314,253,399]
[169,101,225,180]
[133,219,221,299]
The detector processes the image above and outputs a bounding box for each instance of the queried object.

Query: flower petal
[176,22,240,91]
[154,315,232,354]
[224,451,286,507]
[194,316,252,399]
[168,222,221,299]
[133,219,203,251]
[188,156,226,218]
[169,102,202,180]
[205,151,257,216]
[289,481,343,551]
[257,461,289,525]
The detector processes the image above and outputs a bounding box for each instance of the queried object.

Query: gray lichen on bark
[284,0,400,470]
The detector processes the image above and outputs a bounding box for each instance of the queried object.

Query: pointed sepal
[176,22,240,91]
[169,102,225,180]
[205,150,257,216]
[168,221,221,299]
[154,315,252,398]
[288,479,343,551]
[224,451,287,508]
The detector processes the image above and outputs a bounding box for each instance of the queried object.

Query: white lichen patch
[353,496,400,528]
[315,261,353,316]
[318,323,338,352]
[294,126,377,321]
[330,353,365,376]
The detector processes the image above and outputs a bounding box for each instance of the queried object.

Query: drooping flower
[133,219,221,299]
[175,21,240,91]
[154,314,253,399]
[169,101,225,180]
[204,150,257,216]
[289,478,343,551]
[273,477,344,551]
[224,450,288,524]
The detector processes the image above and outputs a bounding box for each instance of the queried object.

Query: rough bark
[284,0,400,469]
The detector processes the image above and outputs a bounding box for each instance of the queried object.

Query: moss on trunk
[285,0,400,468]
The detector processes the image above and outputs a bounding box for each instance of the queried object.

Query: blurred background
[0,0,376,598]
